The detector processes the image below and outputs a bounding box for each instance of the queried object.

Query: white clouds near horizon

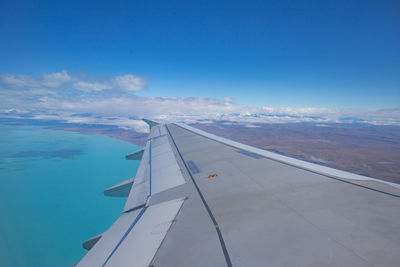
[1,70,399,133]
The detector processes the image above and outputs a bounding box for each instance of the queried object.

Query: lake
[0,124,141,266]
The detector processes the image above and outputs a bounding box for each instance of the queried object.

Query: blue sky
[0,0,399,112]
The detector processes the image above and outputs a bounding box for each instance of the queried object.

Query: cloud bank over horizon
[1,71,399,133]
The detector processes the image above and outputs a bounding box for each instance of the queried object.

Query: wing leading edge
[75,120,400,267]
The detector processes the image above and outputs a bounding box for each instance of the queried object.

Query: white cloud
[1,74,39,88]
[223,96,234,103]
[1,70,72,89]
[74,81,111,92]
[1,70,400,132]
[310,156,330,164]
[41,70,72,88]
[0,71,147,92]
[114,74,147,91]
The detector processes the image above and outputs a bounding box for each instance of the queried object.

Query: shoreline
[2,118,399,184]
[47,125,148,147]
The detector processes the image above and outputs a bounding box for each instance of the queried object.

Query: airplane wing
[75,120,400,267]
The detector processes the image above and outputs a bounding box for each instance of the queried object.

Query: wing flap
[124,127,186,212]
[124,142,150,212]
[105,198,185,267]
[151,135,186,195]
[76,208,142,267]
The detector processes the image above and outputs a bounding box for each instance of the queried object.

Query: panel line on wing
[103,141,154,266]
[166,125,233,267]
[102,207,147,267]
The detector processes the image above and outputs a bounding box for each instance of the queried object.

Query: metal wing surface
[76,121,400,267]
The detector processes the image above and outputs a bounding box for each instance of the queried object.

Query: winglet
[142,119,159,130]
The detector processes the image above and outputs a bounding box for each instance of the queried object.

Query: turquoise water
[0,124,141,266]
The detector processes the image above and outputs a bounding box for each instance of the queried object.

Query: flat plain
[191,122,400,184]
[48,120,400,184]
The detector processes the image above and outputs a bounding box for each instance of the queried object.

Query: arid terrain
[35,119,400,184]
[191,122,400,184]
